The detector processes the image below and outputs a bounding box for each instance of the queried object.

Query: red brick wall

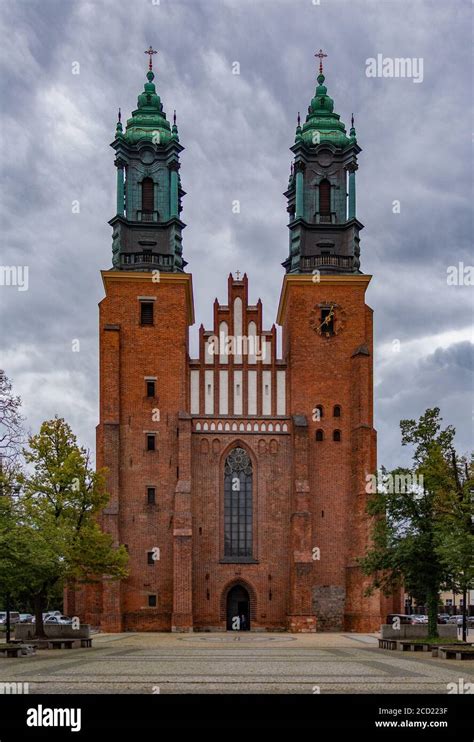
[191,434,292,630]
[79,271,388,633]
[92,272,193,632]
[278,275,385,631]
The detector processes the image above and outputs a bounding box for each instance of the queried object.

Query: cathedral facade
[68,52,400,632]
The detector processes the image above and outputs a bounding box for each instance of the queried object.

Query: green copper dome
[297,73,354,149]
[123,70,172,145]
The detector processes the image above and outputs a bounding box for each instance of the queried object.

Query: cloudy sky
[0,0,472,469]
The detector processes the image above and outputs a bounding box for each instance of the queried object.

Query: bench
[47,639,75,650]
[397,641,430,652]
[378,638,398,650]
[431,642,468,658]
[0,646,22,658]
[438,646,474,661]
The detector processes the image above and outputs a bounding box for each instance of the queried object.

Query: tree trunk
[426,587,439,638]
[5,592,11,644]
[33,591,47,638]
[462,586,467,642]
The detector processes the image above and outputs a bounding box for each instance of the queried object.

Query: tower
[283,52,361,275]
[278,52,397,630]
[110,47,186,272]
[69,50,194,632]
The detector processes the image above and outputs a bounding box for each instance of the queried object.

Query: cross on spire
[144,45,158,71]
[314,48,327,75]
[235,270,241,280]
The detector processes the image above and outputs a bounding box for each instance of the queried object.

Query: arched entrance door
[226,584,250,630]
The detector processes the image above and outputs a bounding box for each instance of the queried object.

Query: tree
[0,370,25,467]
[16,417,128,637]
[360,408,458,639]
[434,452,474,641]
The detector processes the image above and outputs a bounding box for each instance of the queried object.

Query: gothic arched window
[333,405,341,417]
[333,429,341,442]
[315,429,324,442]
[224,447,253,557]
[142,177,154,213]
[319,179,331,216]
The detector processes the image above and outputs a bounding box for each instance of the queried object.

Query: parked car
[44,615,73,625]
[411,615,428,624]
[437,614,451,624]
[30,613,60,623]
[448,615,474,627]
[19,613,34,623]
[0,611,20,624]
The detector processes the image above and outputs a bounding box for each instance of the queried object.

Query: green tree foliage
[0,417,128,637]
[434,452,474,640]
[360,408,472,639]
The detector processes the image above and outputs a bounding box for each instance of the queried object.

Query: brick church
[68,50,400,633]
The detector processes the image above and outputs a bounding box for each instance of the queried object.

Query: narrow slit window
[140,302,154,326]
[319,179,331,215]
[147,487,156,504]
[142,177,154,213]
[146,380,155,398]
[146,434,156,451]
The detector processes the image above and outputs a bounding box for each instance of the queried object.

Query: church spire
[109,50,186,272]
[283,52,363,275]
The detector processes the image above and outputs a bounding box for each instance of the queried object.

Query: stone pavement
[1,632,473,694]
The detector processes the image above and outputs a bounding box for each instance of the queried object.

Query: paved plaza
[1,632,473,694]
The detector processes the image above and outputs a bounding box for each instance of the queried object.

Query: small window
[148,594,157,607]
[146,380,155,398]
[142,177,154,213]
[319,179,331,215]
[315,429,324,441]
[146,434,156,451]
[315,404,324,419]
[333,405,341,417]
[147,487,156,504]
[333,430,341,442]
[140,302,154,326]
[147,551,155,565]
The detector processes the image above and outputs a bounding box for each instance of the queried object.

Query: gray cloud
[0,0,472,468]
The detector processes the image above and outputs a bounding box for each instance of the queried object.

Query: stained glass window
[224,447,253,557]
